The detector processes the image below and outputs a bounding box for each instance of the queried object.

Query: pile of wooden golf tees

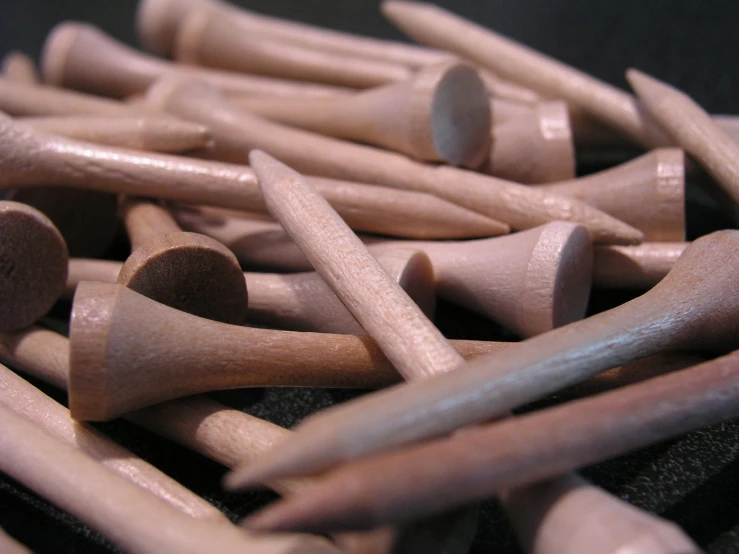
[1,0,738,552]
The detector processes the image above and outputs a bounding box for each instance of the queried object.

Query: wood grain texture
[486,99,575,183]
[381,1,671,149]
[539,148,685,242]
[117,197,248,324]
[251,150,466,380]
[148,77,643,245]
[226,230,739,486]
[1,51,39,84]
[0,326,478,554]
[0,404,339,554]
[136,0,451,67]
[593,242,687,289]
[554,351,703,399]
[246,249,436,334]
[300,177,507,239]
[67,281,508,420]
[627,69,739,216]
[0,363,227,523]
[174,6,412,88]
[41,21,349,99]
[0,114,504,240]
[365,222,593,338]
[231,61,491,167]
[239,350,738,535]
[0,201,68,332]
[20,114,212,152]
[119,232,249,324]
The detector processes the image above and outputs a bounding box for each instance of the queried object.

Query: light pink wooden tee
[381,1,671,149]
[146,76,643,245]
[0,113,503,240]
[0,364,227,523]
[486,98,575,183]
[539,148,685,242]
[174,6,413,88]
[0,404,340,554]
[227,230,739,486]
[41,21,350,99]
[136,0,452,67]
[230,60,492,167]
[628,69,739,220]
[365,222,593,338]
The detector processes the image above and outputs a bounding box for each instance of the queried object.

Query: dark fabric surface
[1,1,738,553]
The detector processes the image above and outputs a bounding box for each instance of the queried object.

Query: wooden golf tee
[381,1,671,149]
[67,281,510,420]
[248,148,478,546]
[539,148,685,242]
[486,99,575,184]
[0,364,227,523]
[0,201,68,332]
[239,350,737,541]
[118,197,248,323]
[64,258,124,298]
[0,79,144,117]
[226,230,739,486]
[42,21,349,99]
[365,221,593,338]
[249,150,466,379]
[147,77,642,245]
[233,93,574,175]
[503,474,699,554]
[244,152,692,552]
[245,249,437,334]
[136,0,451,67]
[170,211,322,270]
[19,114,212,152]
[173,209,687,293]
[174,6,413,88]
[2,51,39,84]
[627,69,739,218]
[0,114,504,240]
[181,182,508,240]
[0,527,30,554]
[63,249,436,335]
[229,60,491,167]
[594,242,687,289]
[0,327,479,554]
[0,404,340,554]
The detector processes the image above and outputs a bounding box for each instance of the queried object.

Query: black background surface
[1,1,738,553]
